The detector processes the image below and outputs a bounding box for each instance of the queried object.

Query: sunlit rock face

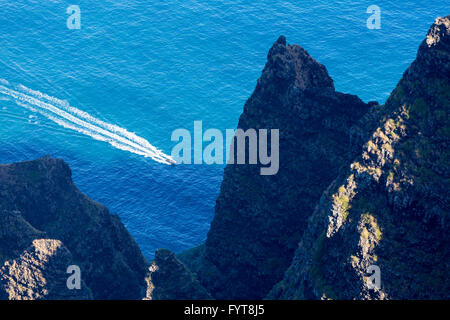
[0,156,149,300]
[270,15,450,300]
[0,239,92,300]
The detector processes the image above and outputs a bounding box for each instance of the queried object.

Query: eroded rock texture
[270,16,450,300]
[0,156,149,299]
[145,249,211,300]
[180,36,372,299]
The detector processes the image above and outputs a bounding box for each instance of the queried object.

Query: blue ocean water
[0,1,447,259]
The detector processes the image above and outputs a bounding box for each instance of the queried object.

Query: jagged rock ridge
[270,15,450,300]
[145,249,211,300]
[179,36,373,299]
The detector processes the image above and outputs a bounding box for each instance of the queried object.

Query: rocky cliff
[0,156,212,300]
[179,16,449,300]
[0,238,91,300]
[179,36,373,299]
[1,15,448,301]
[270,15,450,300]
[145,249,212,300]
[0,156,149,299]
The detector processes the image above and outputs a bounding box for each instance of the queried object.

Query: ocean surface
[0,1,447,259]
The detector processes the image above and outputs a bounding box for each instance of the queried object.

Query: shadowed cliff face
[180,36,372,299]
[0,156,149,299]
[145,249,212,300]
[270,16,450,300]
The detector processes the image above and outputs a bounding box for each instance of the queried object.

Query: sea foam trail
[0,80,175,164]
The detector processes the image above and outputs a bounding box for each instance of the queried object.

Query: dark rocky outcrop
[179,36,372,299]
[145,249,212,300]
[269,16,450,300]
[0,156,149,299]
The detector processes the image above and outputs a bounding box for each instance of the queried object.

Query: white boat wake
[0,79,175,165]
